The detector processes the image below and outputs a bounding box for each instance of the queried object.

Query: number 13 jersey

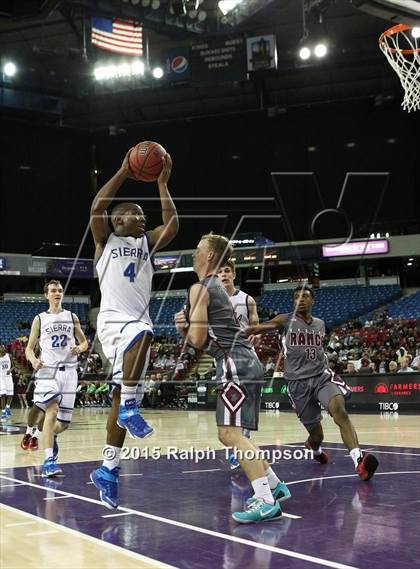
[38,310,77,368]
[278,313,327,380]
[96,233,154,325]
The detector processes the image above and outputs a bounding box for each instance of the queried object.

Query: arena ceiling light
[412,27,420,39]
[218,0,242,16]
[152,66,164,78]
[314,43,328,58]
[3,61,17,77]
[299,47,311,60]
[94,60,145,81]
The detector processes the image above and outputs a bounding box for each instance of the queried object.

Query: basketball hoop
[379,24,420,112]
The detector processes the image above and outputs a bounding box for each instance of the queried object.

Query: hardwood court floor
[1,408,419,569]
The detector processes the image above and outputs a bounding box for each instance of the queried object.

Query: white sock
[350,447,363,467]
[251,476,274,504]
[243,429,251,439]
[313,446,323,456]
[265,467,281,490]
[33,428,41,438]
[103,446,122,470]
[120,385,138,405]
[45,448,53,459]
[26,425,33,435]
[6,404,10,409]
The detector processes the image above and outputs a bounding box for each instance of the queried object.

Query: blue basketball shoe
[117,399,154,439]
[90,466,120,510]
[232,499,282,524]
[41,457,63,478]
[246,481,291,506]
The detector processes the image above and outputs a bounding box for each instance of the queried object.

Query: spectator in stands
[411,347,420,370]
[16,373,29,409]
[264,356,275,374]
[397,356,414,373]
[388,361,398,373]
[358,357,373,374]
[344,362,357,374]
[378,354,388,374]
[143,374,156,407]
[368,362,377,373]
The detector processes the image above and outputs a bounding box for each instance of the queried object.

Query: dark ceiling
[0,0,419,129]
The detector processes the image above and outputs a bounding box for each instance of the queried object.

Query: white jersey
[229,289,250,330]
[37,310,77,368]
[96,233,154,324]
[0,354,11,376]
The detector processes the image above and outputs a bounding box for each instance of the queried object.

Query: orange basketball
[128,141,166,182]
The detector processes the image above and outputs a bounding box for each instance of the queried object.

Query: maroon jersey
[278,313,327,380]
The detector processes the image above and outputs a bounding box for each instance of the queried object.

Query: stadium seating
[0,301,88,345]
[258,285,402,328]
[149,296,185,337]
[359,290,420,322]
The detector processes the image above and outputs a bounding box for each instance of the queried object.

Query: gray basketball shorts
[286,370,351,427]
[215,346,264,431]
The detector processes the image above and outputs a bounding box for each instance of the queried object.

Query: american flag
[91,17,143,56]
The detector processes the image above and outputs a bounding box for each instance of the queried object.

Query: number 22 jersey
[38,310,77,368]
[278,313,327,380]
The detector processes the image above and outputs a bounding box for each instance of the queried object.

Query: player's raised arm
[25,316,43,371]
[70,314,89,356]
[184,284,209,350]
[245,314,287,337]
[90,150,134,250]
[147,154,179,252]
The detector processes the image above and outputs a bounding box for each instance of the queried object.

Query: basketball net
[379,24,420,112]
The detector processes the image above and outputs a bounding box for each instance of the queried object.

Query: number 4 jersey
[96,233,154,325]
[278,313,327,380]
[37,310,77,368]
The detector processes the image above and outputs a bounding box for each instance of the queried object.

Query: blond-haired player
[175,234,289,523]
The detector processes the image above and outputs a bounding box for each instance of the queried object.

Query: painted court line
[102,512,135,518]
[182,468,221,474]
[0,473,358,569]
[285,471,420,486]
[282,443,420,457]
[0,503,175,569]
[43,495,74,501]
[0,483,25,488]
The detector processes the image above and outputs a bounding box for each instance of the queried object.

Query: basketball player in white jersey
[89,149,178,509]
[0,345,13,420]
[25,280,88,477]
[218,259,259,469]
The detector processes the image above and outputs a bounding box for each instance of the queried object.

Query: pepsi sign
[164,48,191,82]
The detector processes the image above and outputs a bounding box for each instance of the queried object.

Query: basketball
[128,140,166,182]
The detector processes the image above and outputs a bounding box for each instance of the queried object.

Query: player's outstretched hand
[70,345,81,356]
[248,334,262,347]
[174,309,188,335]
[120,148,136,180]
[158,153,172,185]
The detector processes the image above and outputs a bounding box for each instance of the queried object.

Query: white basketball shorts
[33,365,78,423]
[97,312,153,403]
[0,375,14,396]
